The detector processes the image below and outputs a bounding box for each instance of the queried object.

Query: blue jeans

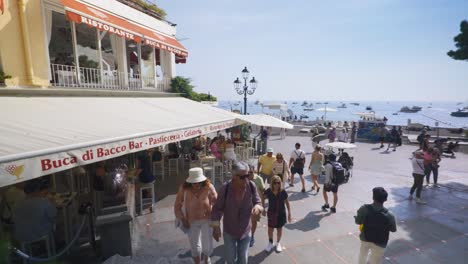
[223,232,251,264]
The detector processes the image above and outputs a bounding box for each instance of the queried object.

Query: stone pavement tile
[441,181,468,192]
[286,242,347,264]
[389,249,444,264]
[385,200,442,221]
[247,248,296,264]
[423,193,467,212]
[423,235,468,264]
[403,218,462,241]
[449,189,468,201]
[384,238,415,258]
[427,209,468,234]
[321,234,361,263]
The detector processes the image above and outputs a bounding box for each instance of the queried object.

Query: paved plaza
[111,135,468,264]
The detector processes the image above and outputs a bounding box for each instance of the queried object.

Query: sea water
[217,101,468,128]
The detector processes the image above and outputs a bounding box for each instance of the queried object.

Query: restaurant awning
[61,0,188,58]
[236,114,294,129]
[0,97,239,187]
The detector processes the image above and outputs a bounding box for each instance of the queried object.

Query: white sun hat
[186,167,207,183]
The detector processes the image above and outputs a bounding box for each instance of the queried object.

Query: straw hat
[186,167,207,183]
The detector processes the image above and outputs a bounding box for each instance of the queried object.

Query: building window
[48,11,74,66]
[75,23,99,69]
[141,44,155,88]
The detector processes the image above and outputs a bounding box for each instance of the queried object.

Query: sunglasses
[273,182,281,185]
[239,174,249,180]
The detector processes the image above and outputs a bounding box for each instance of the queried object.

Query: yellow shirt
[259,155,276,176]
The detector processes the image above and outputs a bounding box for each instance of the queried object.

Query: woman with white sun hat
[174,167,218,264]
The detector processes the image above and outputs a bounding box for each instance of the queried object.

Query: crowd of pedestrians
[171,124,455,264]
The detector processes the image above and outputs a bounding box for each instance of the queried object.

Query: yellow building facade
[0,0,188,90]
[0,0,50,87]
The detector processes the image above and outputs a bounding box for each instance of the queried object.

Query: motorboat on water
[350,103,360,106]
[451,107,468,117]
[303,108,314,111]
[337,103,347,108]
[301,101,308,106]
[392,113,399,115]
[365,106,373,111]
[300,114,309,119]
[400,106,422,113]
[254,100,261,105]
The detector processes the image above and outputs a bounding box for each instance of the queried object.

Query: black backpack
[331,162,345,185]
[363,205,391,246]
[293,150,305,168]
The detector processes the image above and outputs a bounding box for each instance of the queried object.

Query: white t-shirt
[290,149,306,161]
[324,163,334,184]
[411,158,425,175]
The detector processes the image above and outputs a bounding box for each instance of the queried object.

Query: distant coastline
[217,100,468,128]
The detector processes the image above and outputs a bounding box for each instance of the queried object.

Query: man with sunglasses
[211,161,263,264]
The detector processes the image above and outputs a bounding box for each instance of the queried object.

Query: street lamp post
[233,66,258,115]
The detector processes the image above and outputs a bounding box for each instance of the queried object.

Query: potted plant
[0,70,11,86]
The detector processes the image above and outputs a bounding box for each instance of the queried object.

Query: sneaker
[416,198,427,204]
[249,237,255,247]
[433,184,439,188]
[275,242,283,252]
[321,204,330,211]
[301,188,306,193]
[330,207,336,213]
[316,187,320,193]
[265,242,275,252]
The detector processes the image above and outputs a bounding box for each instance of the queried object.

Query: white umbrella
[325,142,357,150]
[315,106,338,121]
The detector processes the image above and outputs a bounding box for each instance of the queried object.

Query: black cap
[328,154,336,162]
[373,187,388,203]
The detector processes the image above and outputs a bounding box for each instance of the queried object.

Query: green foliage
[128,0,166,19]
[0,70,12,84]
[170,77,217,102]
[447,20,468,61]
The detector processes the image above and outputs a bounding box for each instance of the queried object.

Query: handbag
[175,190,189,234]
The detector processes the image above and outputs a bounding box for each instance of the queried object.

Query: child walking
[262,175,292,253]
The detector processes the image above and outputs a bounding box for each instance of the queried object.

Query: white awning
[0,97,239,187]
[236,114,294,129]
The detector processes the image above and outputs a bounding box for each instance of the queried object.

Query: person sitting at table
[152,147,163,162]
[224,138,237,161]
[210,137,222,160]
[0,182,26,226]
[12,178,57,245]
[167,143,180,159]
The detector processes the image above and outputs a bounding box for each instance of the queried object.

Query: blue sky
[159,0,468,101]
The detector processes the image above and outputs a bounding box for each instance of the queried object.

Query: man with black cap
[355,187,397,264]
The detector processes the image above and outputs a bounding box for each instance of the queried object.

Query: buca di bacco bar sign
[0,121,236,187]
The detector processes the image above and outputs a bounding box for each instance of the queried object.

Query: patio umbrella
[312,133,327,143]
[315,106,338,121]
[325,142,357,150]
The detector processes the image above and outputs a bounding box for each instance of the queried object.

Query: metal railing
[50,64,171,91]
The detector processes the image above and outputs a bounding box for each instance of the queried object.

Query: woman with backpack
[262,175,292,253]
[174,168,218,264]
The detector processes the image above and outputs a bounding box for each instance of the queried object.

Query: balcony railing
[50,64,171,92]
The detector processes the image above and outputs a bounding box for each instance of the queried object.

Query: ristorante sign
[66,12,141,42]
[0,120,236,187]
